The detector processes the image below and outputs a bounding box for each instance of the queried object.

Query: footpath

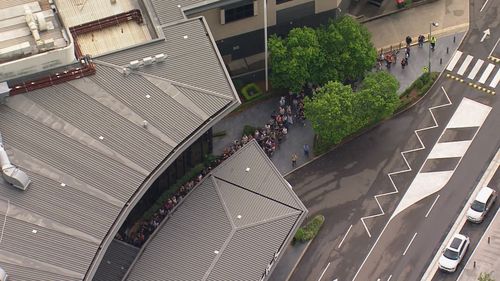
[211,0,470,279]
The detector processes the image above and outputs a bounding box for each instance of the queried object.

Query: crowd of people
[115,86,313,248]
[377,34,436,71]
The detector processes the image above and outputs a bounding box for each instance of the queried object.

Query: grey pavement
[458,209,500,281]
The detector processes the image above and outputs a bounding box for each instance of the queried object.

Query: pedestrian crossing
[446,51,500,92]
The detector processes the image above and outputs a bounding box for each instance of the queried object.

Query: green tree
[268,27,323,92]
[304,81,362,145]
[356,71,400,123]
[317,16,377,83]
[478,272,495,281]
[269,16,376,91]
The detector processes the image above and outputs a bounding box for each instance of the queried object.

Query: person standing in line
[406,35,412,47]
[418,35,425,47]
[401,58,406,69]
[291,153,298,167]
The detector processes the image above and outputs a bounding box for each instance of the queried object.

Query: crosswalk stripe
[478,63,495,84]
[489,68,500,88]
[446,50,463,71]
[457,55,473,75]
[467,59,484,80]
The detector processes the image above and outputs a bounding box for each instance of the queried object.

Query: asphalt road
[432,167,500,281]
[285,0,499,280]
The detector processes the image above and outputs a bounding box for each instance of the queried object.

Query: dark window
[224,3,254,23]
[276,0,292,4]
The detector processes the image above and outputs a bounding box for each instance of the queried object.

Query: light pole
[264,0,269,92]
[428,22,438,74]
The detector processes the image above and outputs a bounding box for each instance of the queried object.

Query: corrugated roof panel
[0,173,120,239]
[214,141,302,209]
[1,218,97,276]
[215,179,299,228]
[174,85,231,116]
[126,177,232,281]
[150,0,185,24]
[207,215,299,281]
[0,263,82,281]
[24,83,168,172]
[90,65,203,143]
[0,107,143,202]
[94,240,139,281]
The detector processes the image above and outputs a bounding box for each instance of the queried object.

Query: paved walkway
[458,209,500,281]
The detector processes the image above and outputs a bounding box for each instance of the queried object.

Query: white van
[466,187,497,223]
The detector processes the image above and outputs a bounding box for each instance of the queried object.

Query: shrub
[241,83,263,101]
[294,215,325,243]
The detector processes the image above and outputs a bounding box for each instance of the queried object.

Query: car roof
[449,234,467,250]
[475,186,495,203]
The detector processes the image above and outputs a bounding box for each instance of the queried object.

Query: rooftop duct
[0,132,31,190]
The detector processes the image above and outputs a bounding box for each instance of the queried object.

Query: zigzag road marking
[360,86,452,238]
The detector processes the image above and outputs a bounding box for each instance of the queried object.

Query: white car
[438,233,470,272]
[467,186,497,223]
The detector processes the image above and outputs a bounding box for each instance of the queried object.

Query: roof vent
[0,266,8,281]
[155,53,166,62]
[143,56,154,65]
[0,133,31,191]
[129,60,140,69]
[122,67,131,76]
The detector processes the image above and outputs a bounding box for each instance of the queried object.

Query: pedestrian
[291,153,298,167]
[303,144,310,158]
[430,36,436,51]
[401,58,406,69]
[418,35,425,47]
[280,96,286,107]
[406,35,412,46]
[406,46,410,57]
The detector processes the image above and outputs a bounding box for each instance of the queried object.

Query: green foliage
[399,72,439,110]
[304,81,361,146]
[241,83,263,101]
[243,125,257,136]
[478,272,495,281]
[269,16,376,91]
[142,163,205,221]
[294,215,325,242]
[356,71,400,123]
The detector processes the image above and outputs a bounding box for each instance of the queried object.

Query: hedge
[294,215,325,243]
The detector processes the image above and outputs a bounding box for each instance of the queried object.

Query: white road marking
[387,275,392,281]
[354,87,452,280]
[489,68,500,88]
[480,0,490,12]
[457,55,473,75]
[392,98,491,219]
[425,194,440,218]
[427,141,472,158]
[489,38,500,57]
[338,224,353,248]
[403,232,418,256]
[467,59,484,80]
[446,51,463,71]
[318,262,330,281]
[478,63,495,84]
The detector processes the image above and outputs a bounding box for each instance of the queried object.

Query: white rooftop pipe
[0,132,31,190]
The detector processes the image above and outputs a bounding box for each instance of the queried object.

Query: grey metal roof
[0,10,239,281]
[125,140,307,281]
[93,240,139,281]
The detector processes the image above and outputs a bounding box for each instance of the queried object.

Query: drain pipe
[0,132,31,190]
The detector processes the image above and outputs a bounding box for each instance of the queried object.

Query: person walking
[406,35,412,47]
[401,58,406,69]
[418,35,425,47]
[430,36,436,51]
[291,153,298,167]
[303,144,310,158]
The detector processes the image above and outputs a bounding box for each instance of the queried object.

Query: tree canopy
[304,71,399,146]
[269,16,377,91]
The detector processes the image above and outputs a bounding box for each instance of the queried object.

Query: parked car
[466,186,497,223]
[438,233,470,272]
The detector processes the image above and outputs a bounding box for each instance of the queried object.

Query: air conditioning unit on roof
[143,56,154,65]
